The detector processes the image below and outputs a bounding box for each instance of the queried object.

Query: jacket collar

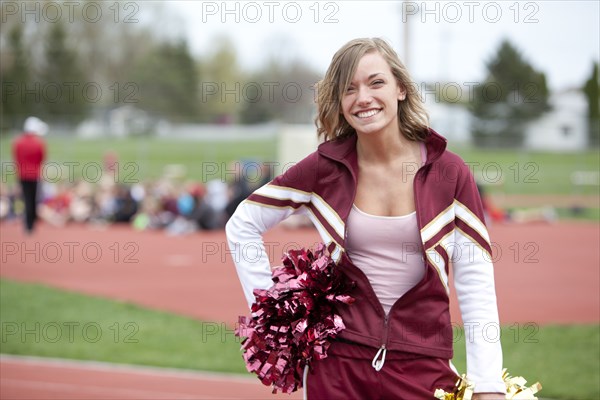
[317,128,448,168]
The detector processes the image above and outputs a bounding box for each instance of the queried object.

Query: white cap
[24,116,49,136]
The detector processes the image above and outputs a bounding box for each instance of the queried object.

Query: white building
[76,105,157,138]
[425,100,472,144]
[523,89,588,152]
[422,85,589,151]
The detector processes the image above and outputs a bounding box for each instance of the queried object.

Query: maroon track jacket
[226,128,505,392]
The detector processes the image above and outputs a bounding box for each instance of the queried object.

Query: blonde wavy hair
[315,38,429,142]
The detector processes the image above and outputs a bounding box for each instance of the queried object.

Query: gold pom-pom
[502,369,543,399]
[434,374,474,400]
[434,369,542,400]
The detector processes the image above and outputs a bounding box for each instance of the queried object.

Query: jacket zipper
[372,314,388,371]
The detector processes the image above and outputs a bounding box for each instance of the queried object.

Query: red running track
[1,221,598,325]
[0,355,301,400]
[1,220,599,399]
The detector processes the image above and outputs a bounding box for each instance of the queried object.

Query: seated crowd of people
[0,161,273,235]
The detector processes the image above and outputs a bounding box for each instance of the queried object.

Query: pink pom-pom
[235,243,355,393]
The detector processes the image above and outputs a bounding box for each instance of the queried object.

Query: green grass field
[1,134,598,196]
[1,279,599,399]
[0,135,278,185]
[446,144,600,196]
[0,279,245,373]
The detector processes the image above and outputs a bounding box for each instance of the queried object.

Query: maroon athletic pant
[305,342,459,399]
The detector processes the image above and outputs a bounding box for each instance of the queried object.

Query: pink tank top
[345,143,427,316]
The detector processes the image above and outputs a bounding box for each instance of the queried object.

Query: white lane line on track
[163,254,195,267]
[0,354,256,384]
[1,378,211,400]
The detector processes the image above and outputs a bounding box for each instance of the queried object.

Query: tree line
[1,1,597,147]
[0,2,320,130]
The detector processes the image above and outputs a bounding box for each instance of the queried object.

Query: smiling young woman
[227,38,506,399]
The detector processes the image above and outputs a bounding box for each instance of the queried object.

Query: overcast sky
[170,1,599,91]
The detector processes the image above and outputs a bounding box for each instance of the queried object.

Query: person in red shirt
[12,116,48,234]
